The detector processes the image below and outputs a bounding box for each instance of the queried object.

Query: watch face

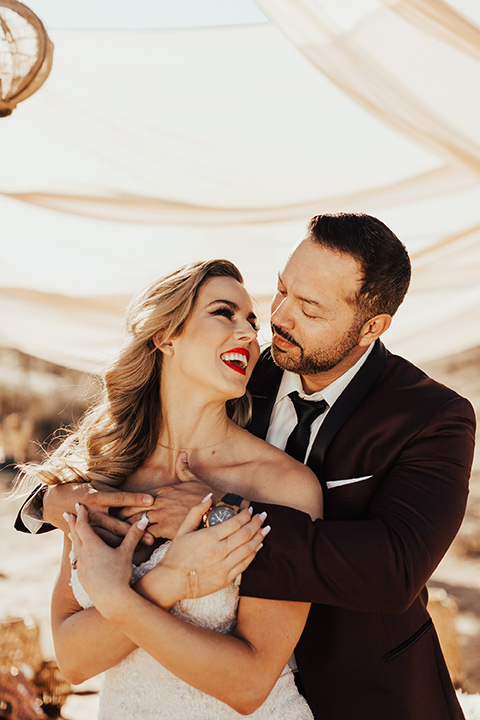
[207,506,235,526]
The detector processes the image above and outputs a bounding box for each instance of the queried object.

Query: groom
[16,213,475,720]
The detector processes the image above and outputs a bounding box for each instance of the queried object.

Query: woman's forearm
[101,588,302,715]
[53,606,137,685]
[52,535,139,685]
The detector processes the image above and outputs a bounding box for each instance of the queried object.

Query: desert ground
[0,346,479,719]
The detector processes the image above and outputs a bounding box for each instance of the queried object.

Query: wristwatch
[202,493,244,527]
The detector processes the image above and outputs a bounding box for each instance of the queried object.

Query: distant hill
[0,347,97,465]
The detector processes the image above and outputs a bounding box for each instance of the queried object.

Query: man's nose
[271,295,293,329]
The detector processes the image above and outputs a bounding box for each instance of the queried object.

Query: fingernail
[63,512,70,521]
[67,533,72,541]
[201,492,213,503]
[259,511,268,522]
[137,514,149,530]
[261,525,271,537]
[248,506,253,515]
[256,543,264,550]
[75,503,81,513]
[143,495,153,505]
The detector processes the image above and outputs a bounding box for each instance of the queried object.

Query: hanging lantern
[0,0,53,117]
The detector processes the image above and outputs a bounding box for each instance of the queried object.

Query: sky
[19,0,268,29]
[19,0,480,31]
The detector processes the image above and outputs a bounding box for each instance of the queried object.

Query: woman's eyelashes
[211,306,235,320]
[211,306,259,331]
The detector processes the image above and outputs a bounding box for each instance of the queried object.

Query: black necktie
[284,391,327,462]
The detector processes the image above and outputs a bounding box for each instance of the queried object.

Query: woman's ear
[153,332,174,356]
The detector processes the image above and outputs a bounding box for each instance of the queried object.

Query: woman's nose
[234,320,257,342]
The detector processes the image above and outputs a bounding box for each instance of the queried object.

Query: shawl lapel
[306,340,387,484]
[247,341,388,482]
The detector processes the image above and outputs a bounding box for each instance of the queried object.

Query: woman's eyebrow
[206,299,238,309]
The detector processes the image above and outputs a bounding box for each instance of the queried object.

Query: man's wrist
[43,483,81,530]
[42,484,62,527]
[211,493,249,510]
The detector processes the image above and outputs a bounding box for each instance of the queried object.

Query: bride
[32,259,323,718]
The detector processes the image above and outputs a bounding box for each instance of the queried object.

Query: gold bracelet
[159,562,200,602]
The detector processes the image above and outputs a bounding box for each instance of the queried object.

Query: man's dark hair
[308,213,411,318]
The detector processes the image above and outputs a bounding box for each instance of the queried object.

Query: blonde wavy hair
[15,259,252,492]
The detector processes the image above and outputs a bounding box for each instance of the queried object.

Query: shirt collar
[275,342,375,408]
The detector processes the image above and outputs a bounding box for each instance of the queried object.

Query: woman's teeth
[220,352,248,371]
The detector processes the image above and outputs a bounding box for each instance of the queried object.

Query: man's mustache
[271,323,301,349]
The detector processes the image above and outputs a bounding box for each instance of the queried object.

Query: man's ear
[358,314,391,346]
[153,331,174,356]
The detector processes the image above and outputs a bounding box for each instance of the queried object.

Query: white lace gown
[70,542,314,720]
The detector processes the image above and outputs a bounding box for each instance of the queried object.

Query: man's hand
[117,453,216,540]
[43,481,155,545]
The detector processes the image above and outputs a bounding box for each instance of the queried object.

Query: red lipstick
[220,348,250,376]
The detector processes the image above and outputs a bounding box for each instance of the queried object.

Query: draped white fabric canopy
[1,0,479,373]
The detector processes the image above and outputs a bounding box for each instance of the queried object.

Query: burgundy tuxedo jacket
[241,341,476,720]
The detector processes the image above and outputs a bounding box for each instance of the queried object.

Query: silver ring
[70,555,78,569]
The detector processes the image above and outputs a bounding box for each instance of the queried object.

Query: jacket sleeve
[14,485,55,534]
[240,396,476,613]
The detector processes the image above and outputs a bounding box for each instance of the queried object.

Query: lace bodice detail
[70,543,313,719]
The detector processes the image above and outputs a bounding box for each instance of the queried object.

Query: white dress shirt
[266,343,374,462]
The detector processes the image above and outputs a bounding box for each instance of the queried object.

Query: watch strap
[221,493,243,508]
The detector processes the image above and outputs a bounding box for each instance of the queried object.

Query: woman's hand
[64,504,149,618]
[137,495,270,608]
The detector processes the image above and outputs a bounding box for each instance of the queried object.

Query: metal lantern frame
[0,0,53,116]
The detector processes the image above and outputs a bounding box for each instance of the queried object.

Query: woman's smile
[220,347,250,376]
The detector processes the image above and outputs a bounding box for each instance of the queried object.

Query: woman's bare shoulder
[243,435,323,520]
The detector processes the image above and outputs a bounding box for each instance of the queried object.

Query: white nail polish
[63,512,70,521]
[248,506,253,515]
[257,543,264,550]
[261,525,271,537]
[201,492,213,503]
[75,503,81,512]
[137,514,149,530]
[259,511,268,522]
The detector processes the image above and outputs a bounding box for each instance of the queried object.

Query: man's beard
[271,321,363,375]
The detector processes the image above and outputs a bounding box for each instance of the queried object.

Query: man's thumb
[175,452,196,482]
